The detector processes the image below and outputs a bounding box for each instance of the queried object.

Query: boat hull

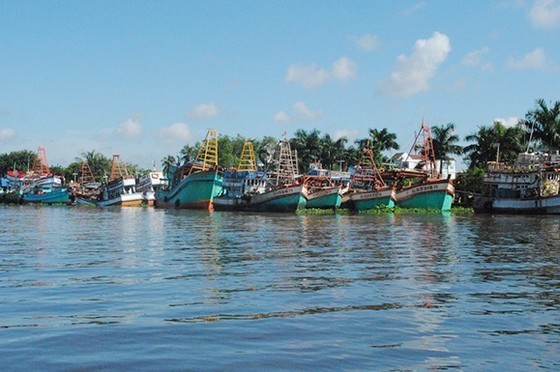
[396,179,454,211]
[350,186,396,211]
[23,188,71,204]
[155,170,223,210]
[96,193,144,207]
[474,194,560,214]
[214,184,307,212]
[306,186,342,209]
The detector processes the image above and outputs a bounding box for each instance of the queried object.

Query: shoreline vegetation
[296,206,474,215]
[0,201,474,215]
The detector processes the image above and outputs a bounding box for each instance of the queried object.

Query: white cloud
[116,118,142,139]
[494,117,520,127]
[508,48,552,70]
[274,101,322,123]
[188,102,220,119]
[334,129,359,142]
[379,32,451,98]
[332,57,357,81]
[355,34,379,51]
[403,1,428,15]
[286,57,357,89]
[530,0,560,28]
[158,123,194,142]
[274,111,291,123]
[463,47,493,71]
[0,128,16,140]
[293,101,322,119]
[286,64,330,88]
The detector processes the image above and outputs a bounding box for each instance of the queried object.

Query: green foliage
[431,123,462,161]
[524,98,560,152]
[0,149,35,174]
[217,135,236,168]
[455,167,485,194]
[463,121,526,169]
[78,150,111,182]
[296,206,473,215]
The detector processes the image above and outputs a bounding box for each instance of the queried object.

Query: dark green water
[1,205,558,369]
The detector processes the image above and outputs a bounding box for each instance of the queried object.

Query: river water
[0,205,558,370]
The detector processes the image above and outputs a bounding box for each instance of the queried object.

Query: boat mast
[189,129,219,175]
[237,141,257,171]
[31,146,51,176]
[352,143,386,188]
[80,161,96,184]
[420,121,438,178]
[275,139,297,185]
[108,154,128,182]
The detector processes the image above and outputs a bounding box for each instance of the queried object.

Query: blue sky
[1,0,559,169]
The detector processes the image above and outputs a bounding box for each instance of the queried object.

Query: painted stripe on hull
[306,187,342,209]
[350,187,396,211]
[396,180,454,210]
[97,193,144,207]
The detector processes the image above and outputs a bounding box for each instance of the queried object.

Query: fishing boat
[473,152,560,214]
[214,139,307,212]
[348,146,396,211]
[88,154,143,207]
[21,147,72,205]
[213,141,267,211]
[137,168,167,206]
[384,122,454,211]
[300,164,345,209]
[154,129,223,210]
[23,185,72,204]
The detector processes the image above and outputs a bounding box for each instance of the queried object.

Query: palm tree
[353,128,399,167]
[369,128,399,153]
[80,150,111,182]
[161,155,179,179]
[290,129,322,171]
[329,136,349,171]
[524,99,560,153]
[464,121,525,169]
[257,136,278,170]
[180,145,197,163]
[431,123,462,175]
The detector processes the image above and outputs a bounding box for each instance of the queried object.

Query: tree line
[1,99,559,190]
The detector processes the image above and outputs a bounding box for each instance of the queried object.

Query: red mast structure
[108,154,129,182]
[80,161,96,184]
[420,121,438,178]
[31,146,51,176]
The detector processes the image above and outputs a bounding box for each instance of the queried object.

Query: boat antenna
[526,119,536,153]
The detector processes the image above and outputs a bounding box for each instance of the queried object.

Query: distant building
[390,152,456,180]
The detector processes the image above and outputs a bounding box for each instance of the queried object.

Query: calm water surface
[0,205,558,370]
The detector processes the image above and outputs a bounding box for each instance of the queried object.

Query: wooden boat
[137,170,167,206]
[155,129,223,210]
[214,140,307,212]
[474,152,560,214]
[71,161,102,204]
[97,176,143,207]
[300,165,345,209]
[23,185,71,204]
[384,122,454,211]
[391,171,454,211]
[348,145,396,211]
[82,154,143,207]
[21,147,72,205]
